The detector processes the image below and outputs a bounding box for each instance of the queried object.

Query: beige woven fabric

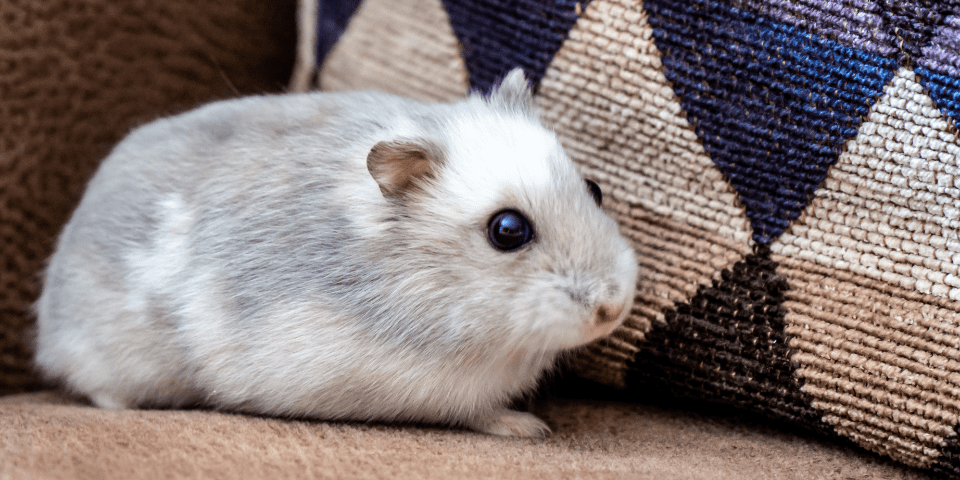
[0,0,297,394]
[771,67,960,302]
[535,0,752,386]
[779,253,960,468]
[773,67,960,468]
[318,0,469,102]
[290,0,318,92]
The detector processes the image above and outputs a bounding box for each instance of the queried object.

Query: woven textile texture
[319,0,468,102]
[316,0,960,476]
[315,0,364,64]
[0,0,297,395]
[438,0,588,93]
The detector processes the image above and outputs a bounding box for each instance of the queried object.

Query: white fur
[34,69,638,437]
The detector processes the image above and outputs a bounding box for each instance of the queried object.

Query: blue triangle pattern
[644,0,898,244]
[440,0,591,94]
[315,0,364,65]
[918,67,960,125]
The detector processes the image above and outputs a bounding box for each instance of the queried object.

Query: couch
[0,0,938,478]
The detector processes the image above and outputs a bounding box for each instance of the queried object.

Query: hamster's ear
[367,139,444,199]
[489,68,533,111]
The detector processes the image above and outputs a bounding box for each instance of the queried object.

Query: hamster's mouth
[580,321,620,345]
[578,302,629,345]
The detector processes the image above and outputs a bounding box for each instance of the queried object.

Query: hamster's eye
[487,210,534,252]
[585,179,602,206]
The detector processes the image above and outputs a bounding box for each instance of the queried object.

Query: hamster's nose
[595,302,625,326]
[582,300,630,344]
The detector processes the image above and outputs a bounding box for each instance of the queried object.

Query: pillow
[304,0,960,476]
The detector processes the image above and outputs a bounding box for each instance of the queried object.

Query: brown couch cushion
[0,0,297,394]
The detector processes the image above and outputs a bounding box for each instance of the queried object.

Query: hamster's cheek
[617,242,640,285]
[514,283,593,351]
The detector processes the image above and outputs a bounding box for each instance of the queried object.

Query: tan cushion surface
[1,390,927,479]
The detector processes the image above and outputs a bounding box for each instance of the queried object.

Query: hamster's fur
[34,69,638,437]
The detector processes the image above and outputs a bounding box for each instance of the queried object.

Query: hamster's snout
[561,243,637,347]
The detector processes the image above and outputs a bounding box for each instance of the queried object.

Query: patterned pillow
[299,0,960,476]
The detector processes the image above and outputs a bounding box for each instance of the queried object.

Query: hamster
[34,69,638,437]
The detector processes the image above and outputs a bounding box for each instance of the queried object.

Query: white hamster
[34,69,638,437]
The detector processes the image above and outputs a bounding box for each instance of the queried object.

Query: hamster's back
[34,91,424,409]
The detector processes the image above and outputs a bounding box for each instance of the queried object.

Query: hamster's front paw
[89,391,132,410]
[469,409,552,438]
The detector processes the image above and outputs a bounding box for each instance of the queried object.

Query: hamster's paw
[470,409,552,438]
[89,391,132,410]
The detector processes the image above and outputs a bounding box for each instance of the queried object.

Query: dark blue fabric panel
[918,67,960,125]
[644,0,897,244]
[316,0,364,65]
[440,0,590,93]
[880,0,945,65]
